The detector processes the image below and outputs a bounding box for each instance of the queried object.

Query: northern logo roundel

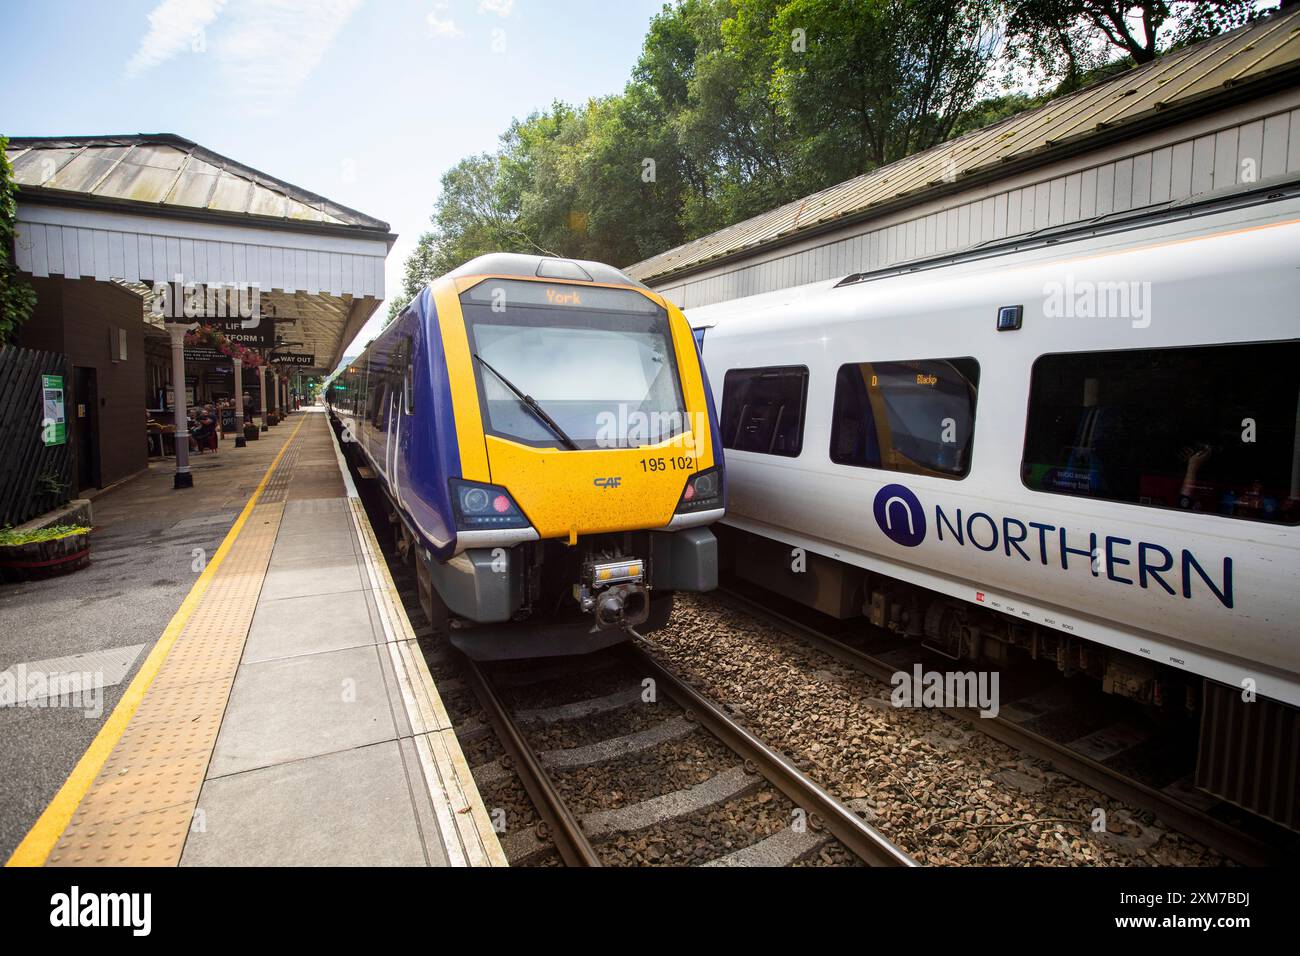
[873,484,926,548]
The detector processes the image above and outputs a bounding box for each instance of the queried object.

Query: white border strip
[327,410,508,867]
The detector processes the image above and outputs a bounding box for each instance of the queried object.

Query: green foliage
[0,524,90,547]
[771,0,1001,178]
[391,0,1269,305]
[1004,1,1267,88]
[35,470,70,497]
[950,91,1053,139]
[0,136,38,345]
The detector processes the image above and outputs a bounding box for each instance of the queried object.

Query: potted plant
[0,524,92,582]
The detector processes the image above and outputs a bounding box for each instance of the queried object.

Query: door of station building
[73,366,101,491]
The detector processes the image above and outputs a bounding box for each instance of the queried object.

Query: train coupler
[575,558,649,630]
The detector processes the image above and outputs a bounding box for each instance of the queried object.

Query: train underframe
[386,496,716,661]
[720,524,1300,833]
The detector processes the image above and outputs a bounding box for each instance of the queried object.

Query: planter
[267,412,280,426]
[0,528,91,583]
[244,423,260,441]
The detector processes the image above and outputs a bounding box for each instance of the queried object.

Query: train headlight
[450,478,530,530]
[675,466,723,513]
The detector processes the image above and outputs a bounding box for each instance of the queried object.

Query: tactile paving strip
[45,421,306,867]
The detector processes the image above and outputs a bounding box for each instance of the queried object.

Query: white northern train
[687,186,1300,828]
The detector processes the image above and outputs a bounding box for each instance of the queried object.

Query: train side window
[720,366,809,457]
[1022,341,1300,525]
[829,357,979,479]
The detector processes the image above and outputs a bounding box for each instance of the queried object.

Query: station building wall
[16,276,147,492]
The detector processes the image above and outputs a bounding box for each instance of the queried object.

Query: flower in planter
[0,524,90,547]
[0,524,92,582]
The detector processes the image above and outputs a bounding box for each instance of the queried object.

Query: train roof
[685,181,1300,330]
[446,253,649,289]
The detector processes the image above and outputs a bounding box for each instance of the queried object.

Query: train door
[384,337,407,504]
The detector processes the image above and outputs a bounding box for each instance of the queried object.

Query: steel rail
[711,587,1280,867]
[625,640,916,867]
[458,653,603,867]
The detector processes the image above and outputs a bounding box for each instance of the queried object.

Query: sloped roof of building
[4,133,392,238]
[627,6,1300,284]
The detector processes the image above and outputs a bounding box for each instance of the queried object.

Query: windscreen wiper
[473,354,580,451]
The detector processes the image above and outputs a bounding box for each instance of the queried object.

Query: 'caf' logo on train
[873,484,927,548]
[593,476,622,489]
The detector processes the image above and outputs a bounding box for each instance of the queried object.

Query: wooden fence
[0,346,73,527]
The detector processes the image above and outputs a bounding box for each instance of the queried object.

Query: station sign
[41,374,66,446]
[274,353,316,367]
[208,319,274,348]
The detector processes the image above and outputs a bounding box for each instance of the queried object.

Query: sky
[0,0,668,358]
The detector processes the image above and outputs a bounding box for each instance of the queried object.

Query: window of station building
[720,366,809,457]
[1023,342,1300,525]
[829,358,980,479]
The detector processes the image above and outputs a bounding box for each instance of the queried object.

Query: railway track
[458,642,915,867]
[351,469,911,866]
[708,585,1291,867]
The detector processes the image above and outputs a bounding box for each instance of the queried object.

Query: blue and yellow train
[327,253,724,658]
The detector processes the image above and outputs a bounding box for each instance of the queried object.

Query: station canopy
[6,134,395,372]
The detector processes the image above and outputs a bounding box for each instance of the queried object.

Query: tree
[387,152,530,321]
[1,137,37,344]
[770,0,1002,183]
[1006,1,1266,91]
[950,90,1052,138]
[389,0,1276,301]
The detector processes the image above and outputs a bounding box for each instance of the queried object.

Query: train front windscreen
[460,279,686,450]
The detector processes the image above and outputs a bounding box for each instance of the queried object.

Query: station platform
[6,408,505,867]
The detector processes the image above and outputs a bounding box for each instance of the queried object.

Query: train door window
[403,336,415,415]
[367,347,389,427]
[360,354,371,419]
[829,358,979,479]
[720,366,808,457]
[1022,341,1300,525]
[386,339,405,418]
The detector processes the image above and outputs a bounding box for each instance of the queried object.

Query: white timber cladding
[12,203,387,299]
[650,94,1300,309]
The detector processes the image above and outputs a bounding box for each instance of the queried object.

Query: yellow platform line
[5,416,307,868]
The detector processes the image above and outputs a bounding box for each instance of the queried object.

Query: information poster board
[41,374,66,446]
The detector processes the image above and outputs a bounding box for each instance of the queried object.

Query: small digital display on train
[462,278,659,313]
